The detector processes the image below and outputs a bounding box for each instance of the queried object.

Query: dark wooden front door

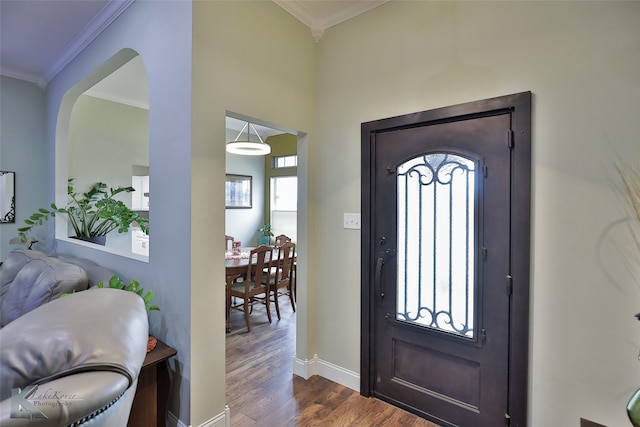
[361,93,531,427]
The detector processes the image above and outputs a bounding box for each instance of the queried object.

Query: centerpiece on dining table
[226,241,250,259]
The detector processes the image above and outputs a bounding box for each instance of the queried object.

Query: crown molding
[273,0,390,42]
[0,65,47,89]
[43,0,136,84]
[321,1,390,29]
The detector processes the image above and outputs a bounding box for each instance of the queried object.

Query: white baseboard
[293,354,360,392]
[293,353,318,379]
[168,405,230,427]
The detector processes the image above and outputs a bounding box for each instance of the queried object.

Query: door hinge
[505,413,511,427]
[506,275,513,296]
[482,247,487,260]
[483,164,488,177]
[482,328,487,343]
[507,129,514,149]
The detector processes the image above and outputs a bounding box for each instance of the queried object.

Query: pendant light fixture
[226,121,271,156]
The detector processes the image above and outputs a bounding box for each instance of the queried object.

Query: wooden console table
[128,339,177,427]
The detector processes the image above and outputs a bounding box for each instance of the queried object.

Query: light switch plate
[344,213,361,229]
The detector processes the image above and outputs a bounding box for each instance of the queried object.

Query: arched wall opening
[55,48,150,260]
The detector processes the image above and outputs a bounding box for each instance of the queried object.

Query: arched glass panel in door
[396,153,477,338]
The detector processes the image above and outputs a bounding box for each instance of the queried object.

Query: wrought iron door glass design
[396,153,476,338]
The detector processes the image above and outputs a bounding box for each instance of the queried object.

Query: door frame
[360,92,532,426]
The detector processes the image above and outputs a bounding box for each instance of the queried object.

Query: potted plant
[62,275,159,312]
[97,275,160,312]
[98,275,160,352]
[257,223,273,246]
[62,275,160,352]
[17,179,149,245]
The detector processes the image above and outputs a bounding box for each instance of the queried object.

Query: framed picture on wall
[225,174,252,209]
[0,171,16,223]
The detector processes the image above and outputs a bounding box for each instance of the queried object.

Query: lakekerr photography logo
[11,384,82,420]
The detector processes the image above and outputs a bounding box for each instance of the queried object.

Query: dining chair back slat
[269,241,296,319]
[273,235,296,301]
[274,234,292,247]
[229,245,274,332]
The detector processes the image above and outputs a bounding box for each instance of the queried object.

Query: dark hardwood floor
[226,297,440,426]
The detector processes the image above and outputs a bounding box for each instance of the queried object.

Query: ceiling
[0,0,389,89]
[0,0,388,137]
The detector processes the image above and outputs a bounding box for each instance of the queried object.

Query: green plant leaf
[16,179,150,241]
[94,275,159,311]
[108,275,124,289]
[59,290,78,298]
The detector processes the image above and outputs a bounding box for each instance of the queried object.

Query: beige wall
[191,1,316,424]
[314,1,640,426]
[31,0,640,425]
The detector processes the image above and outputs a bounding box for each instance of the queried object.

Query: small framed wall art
[225,174,252,209]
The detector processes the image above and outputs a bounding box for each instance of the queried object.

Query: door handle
[374,249,395,299]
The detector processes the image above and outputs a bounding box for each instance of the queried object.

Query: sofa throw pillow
[0,250,89,327]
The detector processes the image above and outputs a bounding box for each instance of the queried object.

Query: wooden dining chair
[274,234,296,302]
[268,241,296,320]
[274,234,291,247]
[229,245,273,332]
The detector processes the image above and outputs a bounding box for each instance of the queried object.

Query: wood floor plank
[230,411,257,427]
[226,297,440,426]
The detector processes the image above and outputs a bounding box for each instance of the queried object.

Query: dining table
[224,246,294,333]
